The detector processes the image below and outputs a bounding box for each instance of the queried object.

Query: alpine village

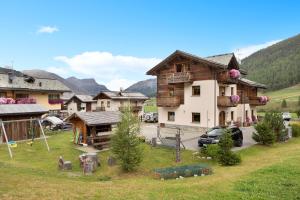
[0,1,300,199]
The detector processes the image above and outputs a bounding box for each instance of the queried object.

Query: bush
[217,129,241,166]
[252,122,275,145]
[263,112,286,142]
[111,107,143,172]
[296,109,300,119]
[200,144,220,159]
[292,124,300,137]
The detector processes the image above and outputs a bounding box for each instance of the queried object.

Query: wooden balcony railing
[249,96,266,106]
[157,96,181,107]
[217,96,238,107]
[167,72,192,84]
[119,106,143,112]
[240,96,249,104]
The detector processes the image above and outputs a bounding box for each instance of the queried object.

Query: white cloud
[106,78,136,91]
[37,26,59,34]
[54,51,161,90]
[234,39,282,60]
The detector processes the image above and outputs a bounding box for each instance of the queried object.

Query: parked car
[282,112,291,121]
[198,126,243,147]
[144,112,158,123]
[42,116,72,131]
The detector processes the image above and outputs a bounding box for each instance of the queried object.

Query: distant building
[93,91,149,116]
[65,94,97,114]
[147,50,268,131]
[0,67,70,114]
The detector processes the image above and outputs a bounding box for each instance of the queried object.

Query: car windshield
[207,128,224,136]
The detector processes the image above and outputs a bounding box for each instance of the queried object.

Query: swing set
[0,118,50,159]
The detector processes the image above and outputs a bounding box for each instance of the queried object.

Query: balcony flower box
[229,69,240,79]
[259,96,269,103]
[0,97,15,104]
[16,98,37,104]
[230,95,240,104]
[48,99,64,104]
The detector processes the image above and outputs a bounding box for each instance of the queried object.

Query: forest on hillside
[241,34,300,91]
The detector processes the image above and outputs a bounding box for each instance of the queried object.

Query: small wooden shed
[67,111,121,150]
[0,104,48,142]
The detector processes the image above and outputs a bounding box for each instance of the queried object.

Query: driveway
[140,123,257,151]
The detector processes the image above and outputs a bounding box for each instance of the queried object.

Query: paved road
[140,123,256,151]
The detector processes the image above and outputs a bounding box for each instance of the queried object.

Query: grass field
[144,98,157,113]
[258,84,300,113]
[1,132,300,199]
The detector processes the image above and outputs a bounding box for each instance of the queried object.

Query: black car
[198,126,243,147]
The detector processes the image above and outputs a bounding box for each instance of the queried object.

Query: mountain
[23,70,109,96]
[125,78,157,97]
[241,34,300,91]
[65,76,109,96]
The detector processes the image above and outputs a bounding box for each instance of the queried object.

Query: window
[231,87,234,95]
[48,94,60,100]
[231,111,234,121]
[39,82,42,87]
[101,101,104,107]
[107,101,110,108]
[192,113,201,123]
[192,86,200,96]
[16,93,29,99]
[0,92,7,98]
[176,64,183,72]
[168,112,175,121]
[169,87,174,96]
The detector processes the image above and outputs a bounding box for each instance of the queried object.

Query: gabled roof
[66,111,121,126]
[94,91,148,100]
[238,78,267,89]
[205,53,235,66]
[66,95,96,104]
[0,104,48,116]
[147,50,228,75]
[0,67,70,92]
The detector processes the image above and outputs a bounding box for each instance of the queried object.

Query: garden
[1,110,300,199]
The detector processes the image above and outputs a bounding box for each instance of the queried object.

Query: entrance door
[219,111,226,127]
[86,103,91,112]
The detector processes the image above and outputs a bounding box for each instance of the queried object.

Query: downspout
[214,72,216,127]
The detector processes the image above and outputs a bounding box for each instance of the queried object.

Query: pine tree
[281,99,287,108]
[111,107,143,172]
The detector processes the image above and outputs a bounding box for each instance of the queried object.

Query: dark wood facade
[1,115,42,142]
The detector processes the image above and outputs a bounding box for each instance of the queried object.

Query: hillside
[125,78,157,97]
[241,34,300,90]
[258,84,300,113]
[23,70,109,96]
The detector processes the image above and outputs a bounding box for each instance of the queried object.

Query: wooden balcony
[119,106,143,112]
[249,96,266,106]
[240,96,249,104]
[217,71,238,84]
[157,96,181,107]
[167,72,192,84]
[217,96,238,107]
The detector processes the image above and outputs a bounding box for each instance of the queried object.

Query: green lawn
[1,132,300,199]
[144,98,157,113]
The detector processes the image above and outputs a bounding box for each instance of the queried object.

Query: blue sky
[0,0,299,90]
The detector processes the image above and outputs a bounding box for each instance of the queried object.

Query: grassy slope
[1,132,300,199]
[258,84,300,114]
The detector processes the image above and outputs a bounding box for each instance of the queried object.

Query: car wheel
[235,138,243,147]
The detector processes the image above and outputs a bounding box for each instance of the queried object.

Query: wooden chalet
[67,111,121,150]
